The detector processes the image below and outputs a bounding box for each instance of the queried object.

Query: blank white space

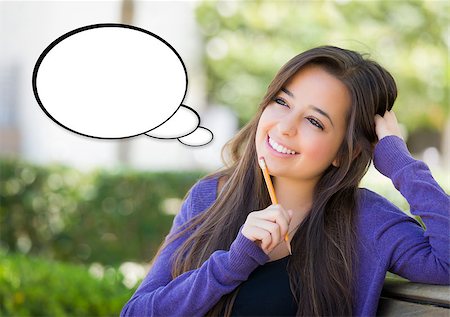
[36,26,186,138]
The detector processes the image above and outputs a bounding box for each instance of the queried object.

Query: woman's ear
[332,158,339,167]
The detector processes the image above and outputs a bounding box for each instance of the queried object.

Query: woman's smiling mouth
[266,135,299,157]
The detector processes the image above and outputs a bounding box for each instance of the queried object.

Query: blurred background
[1,0,448,315]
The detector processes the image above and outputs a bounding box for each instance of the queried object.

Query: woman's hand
[242,204,293,255]
[374,110,404,142]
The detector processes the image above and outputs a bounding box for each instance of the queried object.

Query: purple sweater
[121,136,450,316]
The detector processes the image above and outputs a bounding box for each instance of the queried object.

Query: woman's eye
[308,118,324,130]
[273,97,288,107]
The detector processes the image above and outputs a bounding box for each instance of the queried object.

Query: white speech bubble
[178,127,213,146]
[145,105,199,139]
[146,105,213,146]
[32,23,214,146]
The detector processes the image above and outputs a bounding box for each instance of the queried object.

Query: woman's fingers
[374,110,404,141]
[251,218,281,250]
[253,205,290,236]
[242,204,293,254]
[244,225,276,252]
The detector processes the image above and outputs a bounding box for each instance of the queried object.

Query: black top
[229,256,298,316]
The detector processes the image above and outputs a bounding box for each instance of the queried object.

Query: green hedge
[0,251,135,316]
[0,158,207,265]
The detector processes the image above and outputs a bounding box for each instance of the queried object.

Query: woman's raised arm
[371,134,449,284]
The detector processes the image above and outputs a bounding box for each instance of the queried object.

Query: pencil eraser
[258,157,266,168]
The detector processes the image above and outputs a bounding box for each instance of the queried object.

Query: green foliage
[0,157,207,265]
[0,251,134,316]
[195,1,449,132]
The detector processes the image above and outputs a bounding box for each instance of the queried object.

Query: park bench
[377,274,450,316]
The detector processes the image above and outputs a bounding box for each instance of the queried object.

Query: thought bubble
[32,23,213,146]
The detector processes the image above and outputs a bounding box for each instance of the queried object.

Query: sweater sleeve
[120,179,269,317]
[372,135,450,285]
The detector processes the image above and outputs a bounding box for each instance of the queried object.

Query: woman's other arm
[120,179,269,317]
[371,133,449,285]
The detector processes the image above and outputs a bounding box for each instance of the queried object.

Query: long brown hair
[157,46,397,316]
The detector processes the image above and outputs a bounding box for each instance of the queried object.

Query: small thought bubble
[32,23,213,146]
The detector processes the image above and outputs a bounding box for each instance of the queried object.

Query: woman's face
[255,65,351,182]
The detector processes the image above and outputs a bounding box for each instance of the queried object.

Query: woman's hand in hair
[241,204,293,254]
[374,110,404,142]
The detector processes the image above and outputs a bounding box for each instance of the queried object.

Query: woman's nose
[277,114,298,137]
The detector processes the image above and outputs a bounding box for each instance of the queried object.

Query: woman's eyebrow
[309,105,334,127]
[280,87,334,127]
[281,87,294,98]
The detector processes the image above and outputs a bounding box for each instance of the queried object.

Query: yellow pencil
[258,156,292,255]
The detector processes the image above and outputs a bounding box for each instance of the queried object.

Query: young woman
[121,46,449,317]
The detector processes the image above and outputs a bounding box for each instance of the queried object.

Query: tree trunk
[117,0,134,165]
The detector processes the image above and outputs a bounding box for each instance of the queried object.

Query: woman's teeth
[269,136,297,155]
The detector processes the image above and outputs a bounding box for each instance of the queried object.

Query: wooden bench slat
[382,278,450,307]
[377,297,450,316]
